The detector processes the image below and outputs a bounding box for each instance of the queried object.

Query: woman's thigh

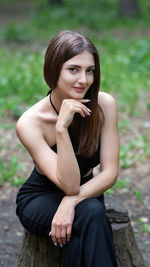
[74,196,106,223]
[18,191,64,236]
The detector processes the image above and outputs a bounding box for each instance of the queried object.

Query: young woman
[16,30,119,267]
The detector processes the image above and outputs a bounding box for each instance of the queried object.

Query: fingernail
[54,243,57,246]
[88,109,91,112]
[60,244,63,247]
[83,99,91,102]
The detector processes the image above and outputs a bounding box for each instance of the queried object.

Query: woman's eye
[69,68,77,73]
[87,69,95,73]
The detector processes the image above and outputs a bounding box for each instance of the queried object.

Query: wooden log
[105,195,145,267]
[15,195,145,267]
[15,230,61,267]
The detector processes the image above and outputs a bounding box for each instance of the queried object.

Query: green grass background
[0,0,150,188]
[0,0,150,115]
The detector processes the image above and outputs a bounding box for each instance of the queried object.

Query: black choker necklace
[49,94,59,115]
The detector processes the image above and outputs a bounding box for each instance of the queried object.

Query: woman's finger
[76,101,92,116]
[73,106,91,118]
[66,225,72,242]
[79,99,91,103]
[55,226,63,247]
[61,227,67,244]
[49,228,58,247]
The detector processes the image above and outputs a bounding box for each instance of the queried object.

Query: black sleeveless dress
[16,116,118,267]
[16,127,100,231]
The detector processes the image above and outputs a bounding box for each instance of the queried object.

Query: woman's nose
[78,71,87,84]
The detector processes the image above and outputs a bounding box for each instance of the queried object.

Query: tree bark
[15,231,61,267]
[49,0,62,5]
[119,0,140,17]
[105,195,145,267]
[15,195,145,267]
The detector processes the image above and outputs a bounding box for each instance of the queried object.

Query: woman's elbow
[57,174,80,196]
[64,186,80,196]
[110,171,118,187]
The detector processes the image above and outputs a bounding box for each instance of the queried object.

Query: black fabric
[16,114,117,266]
[16,168,96,218]
[16,170,118,266]
[62,197,118,267]
[46,89,100,177]
[50,127,100,177]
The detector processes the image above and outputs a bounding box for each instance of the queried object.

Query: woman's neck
[50,89,64,114]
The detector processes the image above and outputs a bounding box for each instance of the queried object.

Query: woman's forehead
[63,51,95,67]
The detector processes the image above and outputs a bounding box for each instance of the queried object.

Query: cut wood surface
[15,195,145,267]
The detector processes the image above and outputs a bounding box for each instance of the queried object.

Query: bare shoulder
[16,96,56,146]
[98,92,118,126]
[16,107,42,151]
[98,92,117,111]
[16,103,41,134]
[17,96,55,128]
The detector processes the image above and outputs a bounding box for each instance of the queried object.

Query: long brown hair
[44,30,103,157]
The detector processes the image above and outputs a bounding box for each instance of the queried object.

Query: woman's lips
[73,87,86,92]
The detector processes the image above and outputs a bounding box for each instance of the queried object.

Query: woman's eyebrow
[67,64,95,68]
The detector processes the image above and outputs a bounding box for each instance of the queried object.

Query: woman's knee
[19,211,51,236]
[76,198,106,220]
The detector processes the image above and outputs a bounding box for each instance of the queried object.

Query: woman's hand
[56,99,91,129]
[49,196,77,247]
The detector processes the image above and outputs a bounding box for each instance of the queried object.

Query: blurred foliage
[0,0,149,114]
[120,136,150,168]
[106,178,131,194]
[0,0,150,187]
[2,23,34,43]
[0,37,149,115]
[0,157,24,187]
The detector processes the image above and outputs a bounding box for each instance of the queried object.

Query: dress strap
[47,89,52,96]
[49,93,59,115]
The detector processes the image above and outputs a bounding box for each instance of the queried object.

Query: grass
[0,37,149,115]
[0,123,14,129]
[0,157,25,187]
[0,0,150,185]
[106,178,131,194]
[0,0,150,115]
[120,136,150,168]
[134,217,150,235]
[2,23,35,43]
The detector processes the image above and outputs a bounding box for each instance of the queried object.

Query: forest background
[0,0,150,266]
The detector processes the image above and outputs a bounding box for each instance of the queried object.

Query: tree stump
[15,195,145,267]
[105,195,145,267]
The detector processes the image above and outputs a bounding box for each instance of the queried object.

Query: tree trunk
[119,0,140,17]
[49,0,62,5]
[15,195,145,267]
[105,195,145,267]
[15,231,61,267]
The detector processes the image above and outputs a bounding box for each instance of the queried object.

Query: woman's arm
[55,98,91,195]
[16,98,91,196]
[50,93,119,246]
[72,92,120,205]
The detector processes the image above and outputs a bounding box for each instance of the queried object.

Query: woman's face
[55,50,95,99]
